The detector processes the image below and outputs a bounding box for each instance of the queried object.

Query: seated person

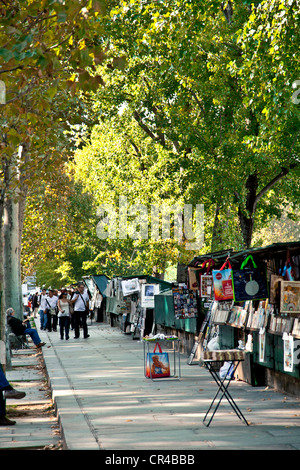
[0,367,26,426]
[6,308,46,349]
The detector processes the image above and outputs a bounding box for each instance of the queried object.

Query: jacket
[7,315,27,336]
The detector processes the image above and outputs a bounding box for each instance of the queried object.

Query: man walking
[45,289,58,332]
[71,284,90,339]
[38,288,48,330]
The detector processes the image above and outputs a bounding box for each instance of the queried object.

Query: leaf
[0,47,14,61]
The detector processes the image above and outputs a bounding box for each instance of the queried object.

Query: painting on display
[280,281,300,314]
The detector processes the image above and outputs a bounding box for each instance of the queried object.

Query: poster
[283,333,294,372]
[172,287,198,319]
[259,328,266,363]
[141,284,160,308]
[201,275,213,298]
[280,281,300,313]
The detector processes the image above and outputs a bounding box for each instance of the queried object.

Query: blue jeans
[0,368,10,390]
[39,309,47,329]
[24,327,41,345]
[0,367,10,418]
[59,316,70,339]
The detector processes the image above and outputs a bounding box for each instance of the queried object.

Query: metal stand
[203,359,249,427]
[143,339,181,380]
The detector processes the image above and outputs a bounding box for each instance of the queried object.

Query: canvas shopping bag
[146,342,170,378]
[188,266,202,291]
[232,255,268,302]
[212,258,234,301]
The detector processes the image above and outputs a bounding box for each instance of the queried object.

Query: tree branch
[254,129,300,208]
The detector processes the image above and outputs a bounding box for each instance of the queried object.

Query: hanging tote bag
[212,258,234,301]
[146,342,170,379]
[231,255,268,302]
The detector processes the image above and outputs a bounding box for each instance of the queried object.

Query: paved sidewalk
[37,322,300,451]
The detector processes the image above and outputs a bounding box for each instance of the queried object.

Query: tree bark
[238,173,258,248]
[0,195,6,372]
[211,202,223,252]
[3,166,23,321]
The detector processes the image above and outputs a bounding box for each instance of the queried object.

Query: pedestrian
[69,288,75,330]
[57,292,71,340]
[71,284,90,339]
[45,289,58,332]
[6,308,46,349]
[22,294,29,318]
[38,288,48,330]
[31,292,39,318]
[0,367,26,426]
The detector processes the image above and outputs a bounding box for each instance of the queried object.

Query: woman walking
[57,292,71,340]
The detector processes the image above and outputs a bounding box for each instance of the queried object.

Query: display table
[202,349,249,427]
[142,338,181,380]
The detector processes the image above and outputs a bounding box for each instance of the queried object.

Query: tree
[71,114,185,278]
[86,0,300,249]
[0,0,106,367]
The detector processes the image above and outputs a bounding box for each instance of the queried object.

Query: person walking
[6,308,46,349]
[45,289,58,332]
[57,292,71,340]
[38,288,48,330]
[0,367,26,426]
[71,284,89,339]
[32,292,39,318]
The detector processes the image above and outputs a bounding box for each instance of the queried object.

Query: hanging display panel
[172,287,198,319]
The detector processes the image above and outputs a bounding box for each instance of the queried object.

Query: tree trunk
[211,203,223,252]
[238,208,255,249]
[238,173,259,249]
[0,198,6,372]
[3,184,23,320]
[177,262,187,283]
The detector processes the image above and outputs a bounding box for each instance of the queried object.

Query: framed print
[280,281,300,314]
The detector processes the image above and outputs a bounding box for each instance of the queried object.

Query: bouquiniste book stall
[187,242,300,393]
[105,275,172,339]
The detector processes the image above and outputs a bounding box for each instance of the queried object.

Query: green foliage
[9,0,300,287]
